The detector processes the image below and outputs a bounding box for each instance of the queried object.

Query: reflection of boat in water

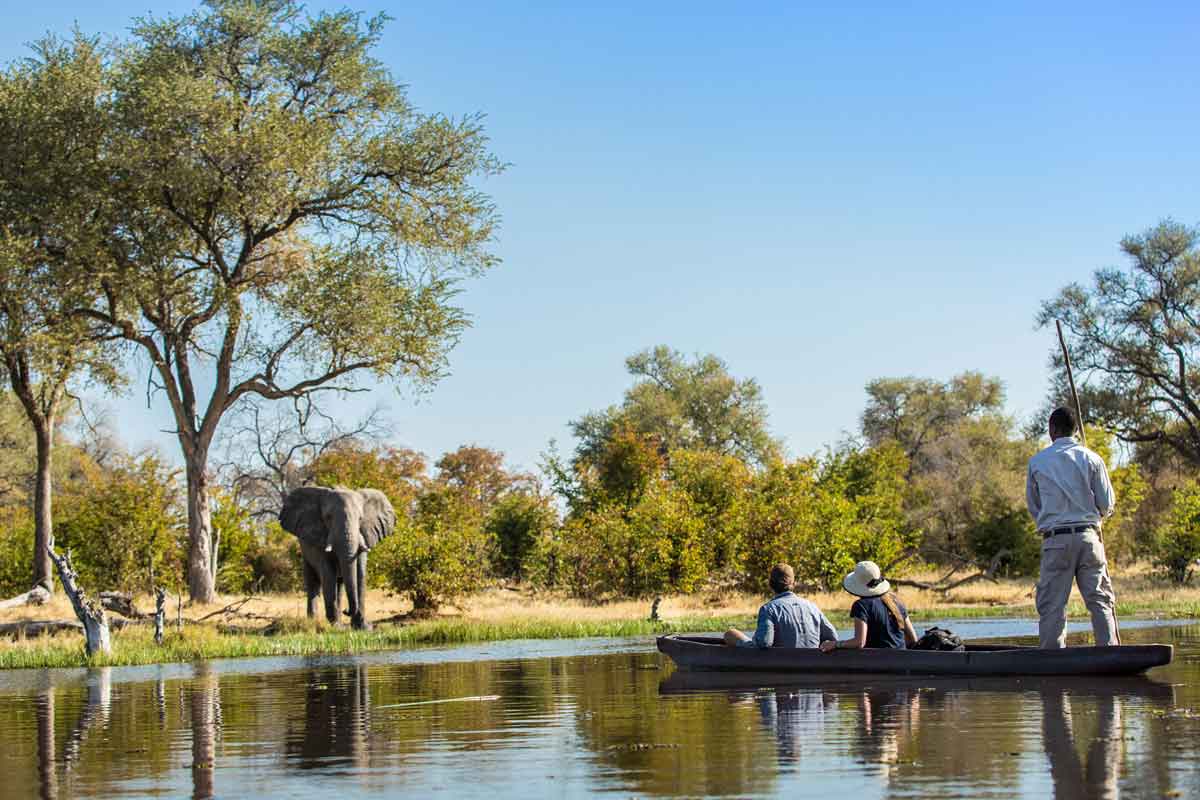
[657,635,1173,676]
[658,668,1177,699]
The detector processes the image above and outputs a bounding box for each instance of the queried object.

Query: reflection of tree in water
[756,689,833,765]
[286,664,370,770]
[190,662,222,800]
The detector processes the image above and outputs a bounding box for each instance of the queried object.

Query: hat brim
[843,573,890,598]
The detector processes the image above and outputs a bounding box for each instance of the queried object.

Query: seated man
[724,563,838,649]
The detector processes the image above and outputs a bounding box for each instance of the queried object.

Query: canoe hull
[656,635,1173,677]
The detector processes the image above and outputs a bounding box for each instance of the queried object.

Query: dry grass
[1,562,1197,670]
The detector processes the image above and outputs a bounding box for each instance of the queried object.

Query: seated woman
[819,561,917,653]
[724,563,838,649]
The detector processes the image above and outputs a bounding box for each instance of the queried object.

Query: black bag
[913,626,965,652]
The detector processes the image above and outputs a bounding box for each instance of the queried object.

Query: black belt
[1040,524,1095,539]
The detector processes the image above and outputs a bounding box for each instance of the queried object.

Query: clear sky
[3,2,1198,472]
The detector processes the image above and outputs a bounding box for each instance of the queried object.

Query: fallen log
[46,542,110,657]
[99,592,146,620]
[0,586,51,610]
[891,549,1013,595]
[0,619,83,638]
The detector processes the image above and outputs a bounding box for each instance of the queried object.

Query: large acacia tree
[0,37,122,593]
[63,0,500,602]
[1040,221,1200,466]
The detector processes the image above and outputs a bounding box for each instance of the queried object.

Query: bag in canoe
[913,626,965,652]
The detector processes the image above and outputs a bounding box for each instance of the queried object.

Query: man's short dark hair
[1049,406,1077,437]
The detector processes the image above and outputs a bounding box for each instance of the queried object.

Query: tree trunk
[185,454,216,604]
[47,544,110,657]
[32,420,54,593]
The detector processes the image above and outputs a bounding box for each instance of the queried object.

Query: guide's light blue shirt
[739,591,838,649]
[1026,436,1115,531]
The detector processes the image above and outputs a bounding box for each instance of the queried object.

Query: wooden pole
[1055,320,1087,446]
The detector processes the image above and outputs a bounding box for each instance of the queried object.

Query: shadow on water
[0,622,1197,798]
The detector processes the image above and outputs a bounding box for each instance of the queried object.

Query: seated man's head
[769,563,795,594]
[1048,406,1077,440]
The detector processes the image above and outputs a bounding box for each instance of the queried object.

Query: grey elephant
[279,486,396,630]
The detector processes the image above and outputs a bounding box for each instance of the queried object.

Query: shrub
[556,478,705,598]
[378,486,491,611]
[965,504,1041,576]
[0,511,35,597]
[485,491,558,580]
[54,455,185,593]
[1155,482,1200,584]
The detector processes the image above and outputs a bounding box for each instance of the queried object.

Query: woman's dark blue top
[850,594,908,649]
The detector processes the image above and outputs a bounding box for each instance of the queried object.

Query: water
[1,621,1197,798]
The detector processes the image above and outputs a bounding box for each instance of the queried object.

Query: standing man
[1026,407,1118,649]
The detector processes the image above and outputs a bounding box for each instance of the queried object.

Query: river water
[0,620,1197,798]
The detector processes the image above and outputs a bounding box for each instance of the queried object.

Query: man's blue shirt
[739,591,838,649]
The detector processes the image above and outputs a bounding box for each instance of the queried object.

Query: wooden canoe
[656,635,1173,677]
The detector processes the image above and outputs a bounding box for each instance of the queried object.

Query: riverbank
[2,564,1197,669]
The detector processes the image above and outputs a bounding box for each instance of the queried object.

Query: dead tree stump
[154,586,167,645]
[46,542,110,657]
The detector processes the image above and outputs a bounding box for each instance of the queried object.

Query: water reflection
[0,625,1196,798]
[287,664,371,770]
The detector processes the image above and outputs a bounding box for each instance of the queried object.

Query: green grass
[4,597,1197,671]
[0,614,754,670]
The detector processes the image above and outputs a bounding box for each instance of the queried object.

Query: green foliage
[1154,481,1200,584]
[965,505,1041,576]
[1040,220,1200,465]
[251,523,304,594]
[667,448,752,569]
[212,491,262,594]
[571,346,781,474]
[732,448,913,592]
[54,455,185,593]
[555,478,705,598]
[485,491,558,580]
[0,510,34,596]
[378,486,491,610]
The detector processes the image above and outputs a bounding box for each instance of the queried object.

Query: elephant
[278,486,396,630]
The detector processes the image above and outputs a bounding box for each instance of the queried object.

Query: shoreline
[2,591,1196,671]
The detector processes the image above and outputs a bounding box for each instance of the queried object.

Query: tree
[572,346,781,470]
[1039,220,1200,466]
[0,36,123,594]
[54,1,500,601]
[861,372,1006,476]
[434,445,531,513]
[861,373,1033,558]
[1154,480,1200,584]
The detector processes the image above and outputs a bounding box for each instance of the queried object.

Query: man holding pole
[1025,406,1119,648]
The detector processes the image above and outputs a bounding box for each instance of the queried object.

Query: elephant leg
[341,553,367,630]
[355,552,370,630]
[319,554,340,625]
[303,558,321,619]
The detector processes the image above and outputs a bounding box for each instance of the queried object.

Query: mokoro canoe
[656,635,1173,677]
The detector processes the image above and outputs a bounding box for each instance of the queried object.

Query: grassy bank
[2,563,1196,670]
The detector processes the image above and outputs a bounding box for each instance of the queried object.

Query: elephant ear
[279,486,328,548]
[358,488,396,549]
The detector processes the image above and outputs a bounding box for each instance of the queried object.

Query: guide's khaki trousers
[1036,528,1118,649]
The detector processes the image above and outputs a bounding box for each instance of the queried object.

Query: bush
[668,449,751,569]
[966,505,1041,576]
[0,511,35,597]
[54,455,185,593]
[1155,482,1200,584]
[485,491,558,580]
[556,478,705,598]
[378,486,491,611]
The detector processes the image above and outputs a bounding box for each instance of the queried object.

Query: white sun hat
[843,560,890,598]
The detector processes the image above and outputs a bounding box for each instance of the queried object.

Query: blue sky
[3,2,1198,472]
